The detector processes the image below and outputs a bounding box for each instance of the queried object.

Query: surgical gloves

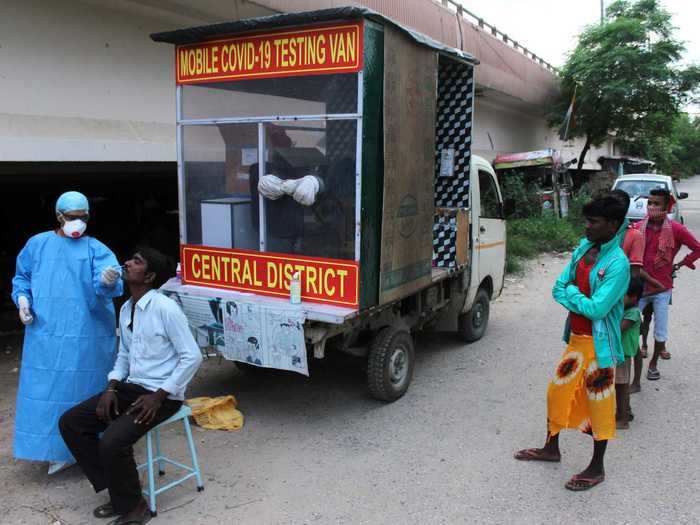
[101,267,121,286]
[288,175,320,206]
[258,174,286,200]
[258,174,321,206]
[17,296,33,325]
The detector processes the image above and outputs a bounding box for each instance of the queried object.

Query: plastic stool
[137,405,203,516]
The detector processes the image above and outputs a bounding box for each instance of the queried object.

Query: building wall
[0,0,271,161]
[473,98,612,169]
[0,0,611,166]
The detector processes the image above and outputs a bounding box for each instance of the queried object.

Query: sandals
[647,368,661,380]
[565,473,605,491]
[660,350,671,360]
[94,503,119,519]
[514,448,561,462]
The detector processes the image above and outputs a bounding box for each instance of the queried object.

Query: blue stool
[137,405,204,516]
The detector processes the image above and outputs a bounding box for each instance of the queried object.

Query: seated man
[59,247,203,525]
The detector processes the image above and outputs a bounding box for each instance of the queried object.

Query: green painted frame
[359,20,384,309]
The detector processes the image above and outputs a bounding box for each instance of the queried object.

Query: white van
[612,173,689,223]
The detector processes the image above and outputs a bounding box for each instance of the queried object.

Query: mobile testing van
[151,7,507,401]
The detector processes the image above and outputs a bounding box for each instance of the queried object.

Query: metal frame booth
[152,8,479,398]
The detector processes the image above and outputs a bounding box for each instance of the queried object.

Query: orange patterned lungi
[547,334,616,441]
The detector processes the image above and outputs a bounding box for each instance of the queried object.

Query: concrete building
[0,0,614,314]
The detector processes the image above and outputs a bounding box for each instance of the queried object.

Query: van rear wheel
[458,288,490,342]
[367,327,415,402]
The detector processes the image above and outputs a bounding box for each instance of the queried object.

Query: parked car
[611,173,689,223]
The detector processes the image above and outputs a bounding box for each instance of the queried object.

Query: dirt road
[1,177,699,524]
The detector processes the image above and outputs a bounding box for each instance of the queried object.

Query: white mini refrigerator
[200,197,257,249]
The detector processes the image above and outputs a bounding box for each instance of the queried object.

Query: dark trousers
[59,381,181,514]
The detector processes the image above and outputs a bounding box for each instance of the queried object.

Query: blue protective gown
[11,231,123,462]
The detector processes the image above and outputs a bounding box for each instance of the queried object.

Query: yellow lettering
[187,49,196,75]
[211,256,220,281]
[317,35,326,63]
[337,33,346,61]
[306,266,318,294]
[346,32,356,63]
[195,48,203,74]
[201,254,211,280]
[280,38,289,67]
[296,36,305,65]
[289,37,297,66]
[337,269,348,297]
[235,43,245,71]
[211,46,219,73]
[308,35,316,64]
[231,258,241,283]
[220,256,230,281]
[330,34,338,62]
[246,42,255,70]
[221,45,230,72]
[283,263,293,291]
[273,38,282,66]
[253,261,262,287]
[179,50,189,76]
[267,262,278,288]
[323,268,336,296]
[191,254,201,278]
[242,260,253,285]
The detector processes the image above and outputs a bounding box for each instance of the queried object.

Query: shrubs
[505,190,589,274]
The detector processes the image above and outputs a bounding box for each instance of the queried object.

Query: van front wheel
[458,288,490,342]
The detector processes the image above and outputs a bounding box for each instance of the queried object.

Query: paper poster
[161,289,225,350]
[223,300,308,375]
[440,148,455,178]
[241,148,258,166]
[160,282,308,376]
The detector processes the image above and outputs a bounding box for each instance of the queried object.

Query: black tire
[457,288,490,342]
[367,327,415,402]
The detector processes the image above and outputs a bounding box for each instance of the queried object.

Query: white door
[476,167,506,297]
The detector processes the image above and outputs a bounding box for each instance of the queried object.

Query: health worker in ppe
[11,191,123,475]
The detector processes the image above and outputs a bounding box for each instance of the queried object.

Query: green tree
[550,0,700,173]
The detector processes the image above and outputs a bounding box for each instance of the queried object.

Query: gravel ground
[1,177,699,524]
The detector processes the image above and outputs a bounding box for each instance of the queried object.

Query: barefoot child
[616,277,643,429]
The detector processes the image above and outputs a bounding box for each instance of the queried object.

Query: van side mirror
[679,192,689,199]
[503,198,516,217]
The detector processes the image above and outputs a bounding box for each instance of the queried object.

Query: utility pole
[600,0,604,24]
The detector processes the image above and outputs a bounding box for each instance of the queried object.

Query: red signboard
[181,244,360,308]
[176,22,363,84]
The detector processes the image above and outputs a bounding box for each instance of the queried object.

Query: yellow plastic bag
[185,395,244,431]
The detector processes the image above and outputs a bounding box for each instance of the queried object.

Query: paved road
[1,178,699,524]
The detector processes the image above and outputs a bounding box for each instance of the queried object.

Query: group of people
[11,191,203,525]
[515,187,700,491]
[9,185,700,522]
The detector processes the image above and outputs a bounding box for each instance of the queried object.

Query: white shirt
[108,290,203,400]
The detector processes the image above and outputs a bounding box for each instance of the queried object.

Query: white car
[611,173,689,223]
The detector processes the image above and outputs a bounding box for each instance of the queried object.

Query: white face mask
[62,219,87,239]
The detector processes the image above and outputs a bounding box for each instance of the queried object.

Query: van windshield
[615,179,669,198]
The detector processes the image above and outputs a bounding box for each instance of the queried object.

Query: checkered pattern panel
[325,74,358,164]
[432,215,458,268]
[326,120,357,165]
[434,60,474,208]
